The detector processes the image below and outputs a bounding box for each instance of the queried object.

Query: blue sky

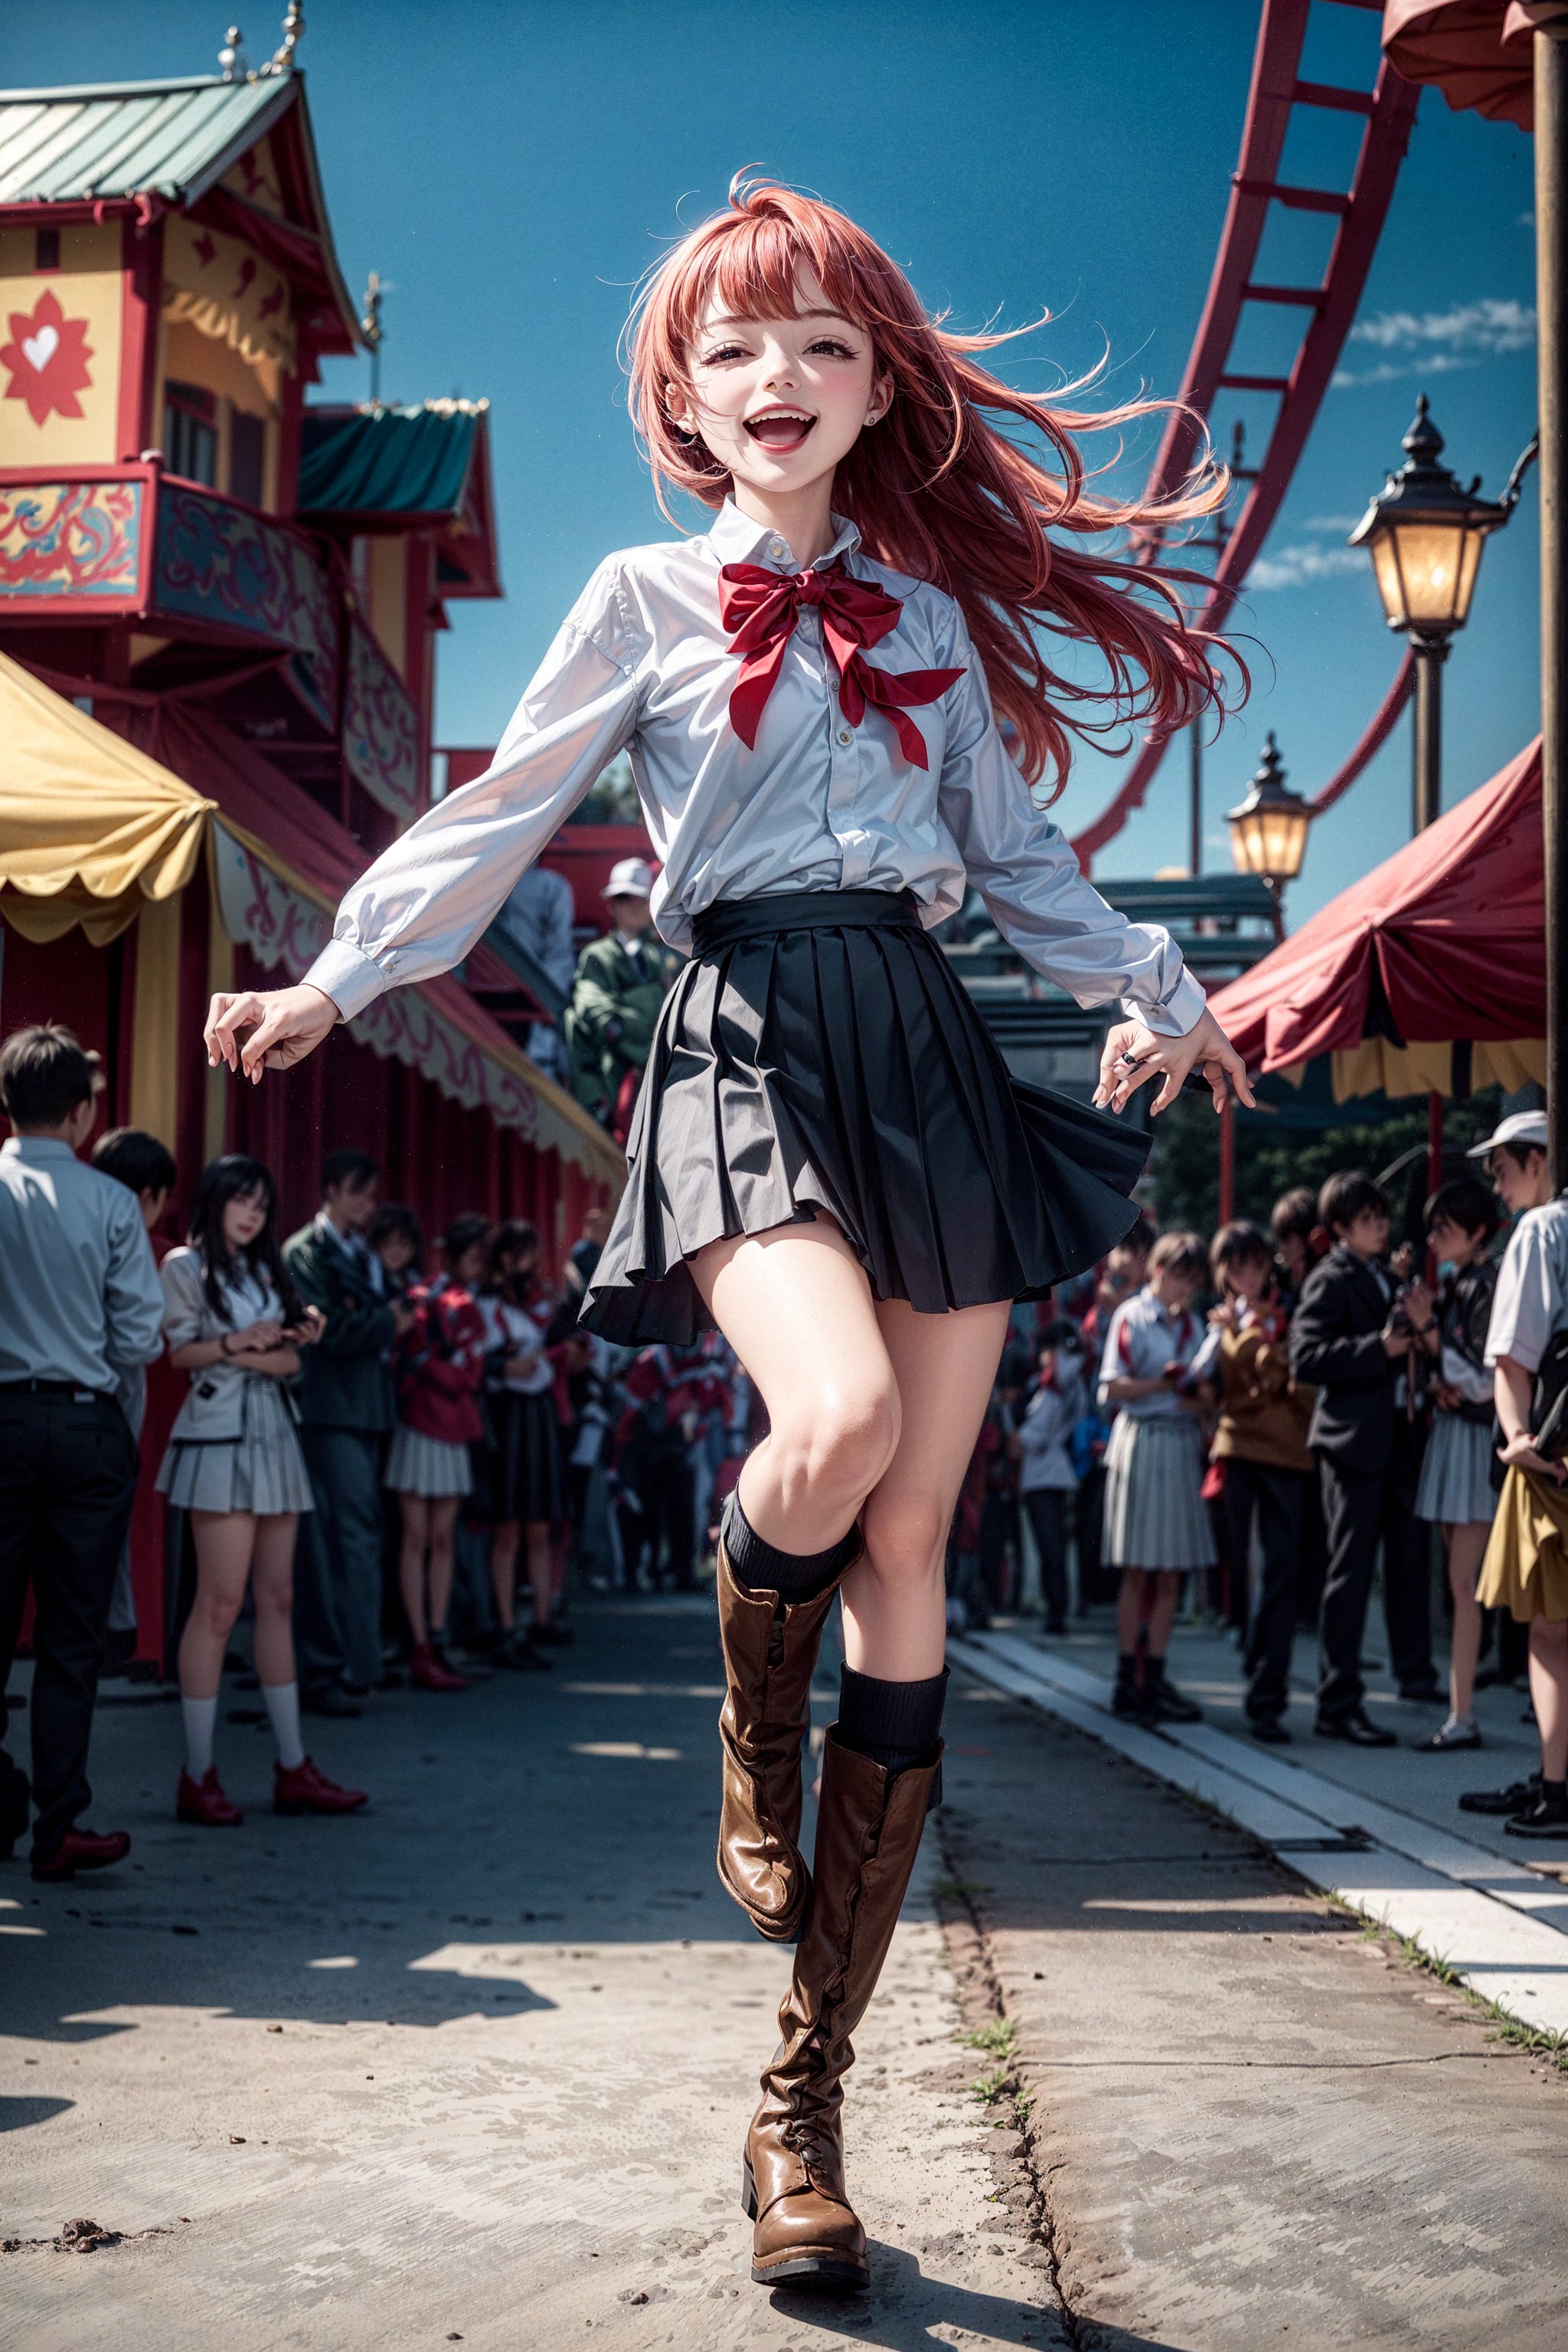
[8,2,1539,923]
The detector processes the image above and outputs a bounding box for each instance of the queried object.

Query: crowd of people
[0,1021,757,1877]
[942,1109,1568,1840]
[5,1010,1567,1874]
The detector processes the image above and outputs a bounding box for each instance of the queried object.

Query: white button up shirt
[305,501,1207,1037]
[0,1136,165,1393]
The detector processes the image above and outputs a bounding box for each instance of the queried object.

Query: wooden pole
[1538,27,1568,1192]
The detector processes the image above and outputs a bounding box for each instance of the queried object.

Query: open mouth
[743,408,816,452]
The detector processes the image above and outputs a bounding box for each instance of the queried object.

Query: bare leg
[1116,1567,1150,1655]
[524,1522,554,1628]
[490,1521,521,1632]
[397,1493,431,1644]
[1444,1522,1488,1722]
[179,1511,258,1700]
[691,1219,902,1554]
[847,1296,1011,1681]
[1145,1570,1182,1660]
[427,1496,461,1633]
[250,1514,299,1687]
[1529,1615,1568,1780]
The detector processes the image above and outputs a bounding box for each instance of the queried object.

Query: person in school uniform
[1410,1178,1503,1754]
[385,1215,490,1693]
[1014,1323,1084,1635]
[1098,1232,1214,1723]
[203,181,1253,2291]
[156,1156,365,1826]
[479,1219,570,1666]
[1289,1171,1441,1746]
[1191,1221,1314,1742]
[567,858,683,1142]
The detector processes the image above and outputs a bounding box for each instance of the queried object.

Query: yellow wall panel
[0,224,124,466]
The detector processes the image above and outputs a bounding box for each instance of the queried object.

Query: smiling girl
[204,179,1251,2291]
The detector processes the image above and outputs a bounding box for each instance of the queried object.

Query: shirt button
[769,539,787,560]
[837,727,853,746]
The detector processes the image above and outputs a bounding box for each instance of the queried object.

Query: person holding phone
[156,1155,365,1828]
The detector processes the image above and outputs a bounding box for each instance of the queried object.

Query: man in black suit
[1289,1171,1441,1743]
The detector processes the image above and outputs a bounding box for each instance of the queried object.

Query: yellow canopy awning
[0,650,216,946]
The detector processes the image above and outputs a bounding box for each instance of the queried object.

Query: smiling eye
[806,338,856,358]
[700,343,749,364]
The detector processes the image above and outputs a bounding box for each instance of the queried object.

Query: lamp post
[1348,397,1513,833]
[1224,731,1312,937]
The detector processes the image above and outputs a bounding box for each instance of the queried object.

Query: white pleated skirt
[384,1425,472,1498]
[1416,1413,1498,1529]
[1101,1414,1216,1571]
[155,1378,315,1517]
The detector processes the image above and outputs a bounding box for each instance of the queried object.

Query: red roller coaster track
[1070,0,1421,869]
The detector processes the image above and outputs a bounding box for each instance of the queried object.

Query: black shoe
[1412,1720,1482,1752]
[375,1670,404,1692]
[1459,1773,1540,1816]
[1315,1708,1396,1747]
[1398,1683,1446,1706]
[1250,1717,1292,1745]
[339,1677,373,1698]
[529,1620,575,1648]
[1504,1791,1568,1839]
[1044,1616,1067,1638]
[301,1684,362,1720]
[1145,1667,1203,1724]
[1111,1677,1142,1719]
[492,1631,550,1673]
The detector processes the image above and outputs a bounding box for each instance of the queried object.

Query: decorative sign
[152,483,337,727]
[0,476,142,602]
[1,290,94,426]
[343,613,420,823]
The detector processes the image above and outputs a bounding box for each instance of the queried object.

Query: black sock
[836,1663,948,1776]
[1116,1651,1138,1683]
[721,1491,856,1604]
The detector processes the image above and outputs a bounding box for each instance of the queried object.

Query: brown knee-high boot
[743,1725,939,2290]
[715,1530,859,1941]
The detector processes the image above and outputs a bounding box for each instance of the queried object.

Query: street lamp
[1225,731,1312,933]
[1348,396,1513,831]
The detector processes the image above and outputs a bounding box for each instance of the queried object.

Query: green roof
[0,75,294,204]
[298,402,485,522]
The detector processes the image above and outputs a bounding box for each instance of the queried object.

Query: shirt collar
[2,1135,79,1164]
[706,497,862,574]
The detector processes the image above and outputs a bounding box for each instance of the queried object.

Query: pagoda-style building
[0,15,619,1657]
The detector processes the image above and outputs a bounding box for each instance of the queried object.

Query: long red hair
[626,178,1243,796]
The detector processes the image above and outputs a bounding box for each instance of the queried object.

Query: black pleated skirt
[481,1388,570,1524]
[579,889,1149,1348]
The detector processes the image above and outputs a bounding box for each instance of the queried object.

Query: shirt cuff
[1123,965,1207,1039]
[302,939,390,1024]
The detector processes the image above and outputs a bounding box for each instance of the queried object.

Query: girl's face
[501,1245,537,1286]
[223,1185,268,1253]
[452,1243,487,1291]
[377,1232,415,1276]
[1429,1214,1484,1269]
[672,266,891,512]
[1341,1207,1390,1260]
[1223,1252,1271,1305]
[1277,1232,1308,1279]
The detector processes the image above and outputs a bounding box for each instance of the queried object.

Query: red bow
[717,559,964,770]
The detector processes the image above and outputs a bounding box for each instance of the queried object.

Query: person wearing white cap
[1457,1106,1568,1838]
[564,858,681,1142]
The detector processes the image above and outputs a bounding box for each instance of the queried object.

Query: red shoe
[273,1756,368,1816]
[31,1827,132,1883]
[177,1766,244,1827]
[410,1640,468,1692]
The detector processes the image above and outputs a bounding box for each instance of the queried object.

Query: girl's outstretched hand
[205,983,338,1083]
[1093,1007,1256,1119]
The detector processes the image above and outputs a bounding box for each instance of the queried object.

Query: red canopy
[1381,0,1568,130]
[1207,739,1543,1075]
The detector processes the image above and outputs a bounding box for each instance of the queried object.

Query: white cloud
[1248,544,1367,592]
[1349,297,1536,354]
[1331,296,1535,390]
[1295,513,1362,534]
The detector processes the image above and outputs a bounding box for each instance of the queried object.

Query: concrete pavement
[3,1599,1565,2349]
